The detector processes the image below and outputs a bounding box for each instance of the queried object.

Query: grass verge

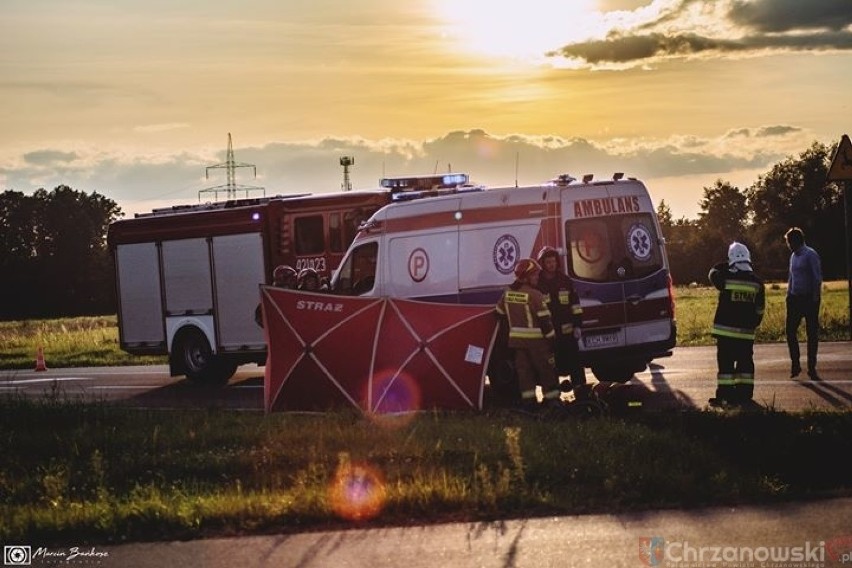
[1,396,850,545]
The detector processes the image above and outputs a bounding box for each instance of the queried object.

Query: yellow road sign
[827,134,852,181]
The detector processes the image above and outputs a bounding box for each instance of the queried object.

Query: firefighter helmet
[536,246,559,263]
[513,258,541,280]
[727,242,751,266]
[273,265,297,287]
[297,267,321,290]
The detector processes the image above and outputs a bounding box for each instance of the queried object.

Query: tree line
[0,186,121,319]
[658,141,847,285]
[0,141,847,319]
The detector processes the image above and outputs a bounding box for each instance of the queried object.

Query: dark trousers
[555,334,586,386]
[785,295,820,372]
[715,336,755,403]
[514,340,559,400]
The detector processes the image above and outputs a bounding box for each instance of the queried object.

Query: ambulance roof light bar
[381,172,470,193]
[613,172,624,181]
[551,173,576,186]
[582,174,594,183]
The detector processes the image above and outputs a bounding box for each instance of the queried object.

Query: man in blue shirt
[784,227,823,380]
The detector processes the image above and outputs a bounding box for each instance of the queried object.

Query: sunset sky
[2,0,851,219]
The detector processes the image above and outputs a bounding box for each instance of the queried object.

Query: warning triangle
[827,134,852,182]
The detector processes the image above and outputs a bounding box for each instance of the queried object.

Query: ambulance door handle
[626,294,642,305]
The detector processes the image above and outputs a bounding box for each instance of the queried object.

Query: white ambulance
[329,173,676,382]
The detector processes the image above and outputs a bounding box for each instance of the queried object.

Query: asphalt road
[73,498,852,567]
[2,342,850,412]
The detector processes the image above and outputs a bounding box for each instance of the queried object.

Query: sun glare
[434,0,603,64]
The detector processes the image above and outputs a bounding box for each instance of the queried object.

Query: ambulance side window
[619,213,663,278]
[294,215,325,255]
[334,242,378,296]
[566,219,612,281]
[566,213,663,282]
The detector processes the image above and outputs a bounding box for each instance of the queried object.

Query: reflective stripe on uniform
[521,389,537,400]
[712,324,755,340]
[543,389,561,400]
[510,327,546,339]
[716,373,735,386]
[724,280,762,293]
[505,291,529,303]
[733,374,754,385]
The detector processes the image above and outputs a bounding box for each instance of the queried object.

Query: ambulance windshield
[332,241,378,296]
[565,213,662,282]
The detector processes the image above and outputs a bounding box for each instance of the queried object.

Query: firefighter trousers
[554,333,585,387]
[514,340,560,403]
[715,336,755,403]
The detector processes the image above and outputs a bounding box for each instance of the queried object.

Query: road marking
[769,380,852,385]
[88,385,160,390]
[1,377,94,385]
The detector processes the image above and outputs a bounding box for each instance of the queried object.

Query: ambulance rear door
[561,180,673,381]
[562,184,628,355]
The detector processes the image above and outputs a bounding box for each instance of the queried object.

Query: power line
[199,133,265,201]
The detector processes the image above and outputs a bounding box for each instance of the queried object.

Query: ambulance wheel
[175,328,236,386]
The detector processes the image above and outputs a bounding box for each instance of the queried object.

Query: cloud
[728,0,852,33]
[548,0,852,67]
[0,127,813,220]
[22,150,79,166]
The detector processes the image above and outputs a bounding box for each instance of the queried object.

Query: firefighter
[708,242,766,407]
[273,265,298,289]
[256,265,298,327]
[297,267,323,291]
[536,246,585,389]
[495,258,561,410]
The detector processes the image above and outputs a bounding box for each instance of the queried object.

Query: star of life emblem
[627,223,652,261]
[493,234,520,274]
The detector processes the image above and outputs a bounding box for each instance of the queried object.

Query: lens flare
[329,461,386,522]
[370,370,422,415]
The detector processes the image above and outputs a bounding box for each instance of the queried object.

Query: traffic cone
[34,346,48,372]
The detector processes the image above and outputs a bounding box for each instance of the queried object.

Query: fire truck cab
[107,190,390,384]
[330,173,676,382]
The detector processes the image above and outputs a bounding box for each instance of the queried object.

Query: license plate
[583,331,620,349]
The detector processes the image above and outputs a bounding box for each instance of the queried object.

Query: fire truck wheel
[175,328,236,386]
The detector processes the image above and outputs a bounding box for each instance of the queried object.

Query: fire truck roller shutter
[115,243,165,349]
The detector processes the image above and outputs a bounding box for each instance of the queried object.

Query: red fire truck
[107,190,391,384]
